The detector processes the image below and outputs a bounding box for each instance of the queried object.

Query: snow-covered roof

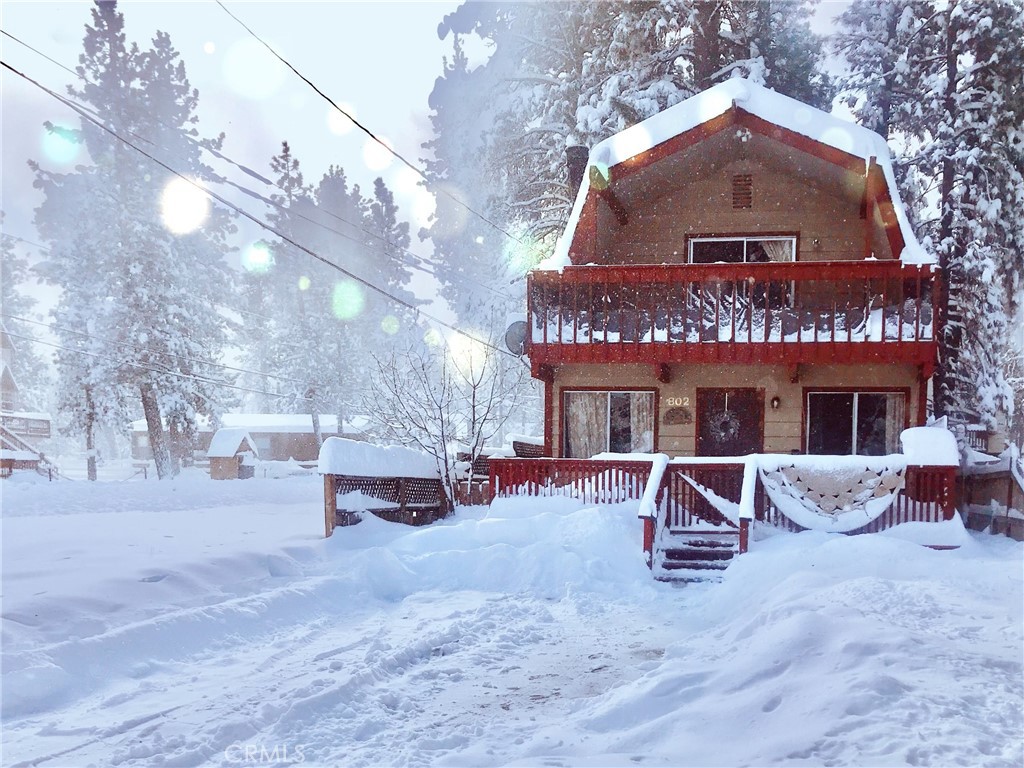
[130,413,370,435]
[544,77,932,269]
[0,411,51,421]
[318,437,439,479]
[0,449,39,461]
[207,428,258,459]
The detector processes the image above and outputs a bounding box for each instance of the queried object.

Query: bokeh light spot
[41,126,79,165]
[242,242,274,273]
[223,38,285,100]
[327,103,356,135]
[298,275,311,291]
[160,177,209,235]
[380,315,400,335]
[332,281,364,320]
[203,41,216,55]
[363,136,394,171]
[423,328,444,347]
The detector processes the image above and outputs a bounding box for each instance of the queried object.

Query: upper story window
[689,236,796,265]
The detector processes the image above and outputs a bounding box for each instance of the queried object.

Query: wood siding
[600,154,887,265]
[550,362,921,457]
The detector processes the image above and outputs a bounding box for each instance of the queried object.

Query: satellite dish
[504,320,528,356]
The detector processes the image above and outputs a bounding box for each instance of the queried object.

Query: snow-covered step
[656,530,739,581]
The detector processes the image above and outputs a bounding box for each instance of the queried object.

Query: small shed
[208,428,259,480]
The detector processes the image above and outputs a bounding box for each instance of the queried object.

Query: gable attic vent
[732,174,753,209]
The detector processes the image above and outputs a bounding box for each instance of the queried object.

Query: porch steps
[656,531,739,582]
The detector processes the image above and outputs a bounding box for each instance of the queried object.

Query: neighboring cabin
[131,414,369,465]
[0,322,52,477]
[528,78,940,461]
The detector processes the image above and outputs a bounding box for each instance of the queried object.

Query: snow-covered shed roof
[207,428,258,459]
[544,77,931,270]
[130,413,370,435]
[318,437,439,479]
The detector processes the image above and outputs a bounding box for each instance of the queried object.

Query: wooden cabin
[131,414,369,464]
[528,79,940,461]
[207,428,259,480]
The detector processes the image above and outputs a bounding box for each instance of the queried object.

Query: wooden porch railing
[489,457,958,562]
[528,261,939,367]
[488,457,654,505]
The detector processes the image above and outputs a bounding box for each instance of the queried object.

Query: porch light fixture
[770,396,781,410]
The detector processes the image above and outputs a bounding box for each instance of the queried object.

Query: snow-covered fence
[319,438,449,536]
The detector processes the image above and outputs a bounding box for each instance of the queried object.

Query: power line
[1,312,310,388]
[5,330,312,403]
[2,59,514,358]
[1,28,511,302]
[213,0,544,259]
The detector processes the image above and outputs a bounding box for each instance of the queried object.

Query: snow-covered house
[130,413,369,465]
[0,322,52,478]
[527,79,940,460]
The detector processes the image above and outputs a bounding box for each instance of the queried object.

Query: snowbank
[901,425,959,466]
[318,437,439,478]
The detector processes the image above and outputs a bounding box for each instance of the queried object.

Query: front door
[696,388,764,456]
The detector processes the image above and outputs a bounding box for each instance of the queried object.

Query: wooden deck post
[738,517,750,554]
[643,517,655,568]
[324,473,337,538]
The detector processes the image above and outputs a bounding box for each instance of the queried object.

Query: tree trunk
[307,388,323,448]
[168,420,183,476]
[693,1,723,86]
[140,383,171,479]
[84,386,97,482]
[933,5,960,420]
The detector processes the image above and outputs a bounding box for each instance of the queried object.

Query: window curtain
[629,392,655,452]
[884,393,906,454]
[564,392,608,458]
[758,239,794,262]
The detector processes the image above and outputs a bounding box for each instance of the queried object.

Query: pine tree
[0,216,49,408]
[836,0,1023,429]
[32,1,234,478]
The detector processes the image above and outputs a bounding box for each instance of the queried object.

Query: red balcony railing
[528,261,940,367]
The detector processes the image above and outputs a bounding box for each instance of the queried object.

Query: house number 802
[666,397,690,407]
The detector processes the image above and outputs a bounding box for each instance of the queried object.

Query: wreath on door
[710,409,740,443]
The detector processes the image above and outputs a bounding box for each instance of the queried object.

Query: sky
[1,0,853,331]
[1,0,464,319]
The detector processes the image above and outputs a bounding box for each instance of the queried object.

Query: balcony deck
[527,261,940,371]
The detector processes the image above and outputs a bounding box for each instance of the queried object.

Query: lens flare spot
[363,136,393,171]
[160,177,209,235]
[203,41,216,55]
[223,38,285,100]
[426,183,468,238]
[242,242,274,273]
[332,281,364,320]
[392,165,421,194]
[41,126,79,165]
[298,275,311,291]
[423,328,444,347]
[380,315,400,335]
[327,103,356,135]
[411,188,436,230]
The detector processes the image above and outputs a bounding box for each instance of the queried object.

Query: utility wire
[1,28,511,301]
[6,330,313,402]
[2,59,513,357]
[214,0,544,259]
[1,313,310,387]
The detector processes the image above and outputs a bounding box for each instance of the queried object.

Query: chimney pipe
[566,145,589,196]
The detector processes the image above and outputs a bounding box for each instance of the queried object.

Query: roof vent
[732,174,752,209]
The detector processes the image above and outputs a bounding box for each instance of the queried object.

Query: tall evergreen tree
[0,215,49,408]
[32,0,234,478]
[424,0,835,325]
[836,0,1024,428]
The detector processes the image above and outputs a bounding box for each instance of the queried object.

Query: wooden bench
[323,474,449,536]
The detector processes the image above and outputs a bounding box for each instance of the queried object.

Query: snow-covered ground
[2,472,1022,767]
